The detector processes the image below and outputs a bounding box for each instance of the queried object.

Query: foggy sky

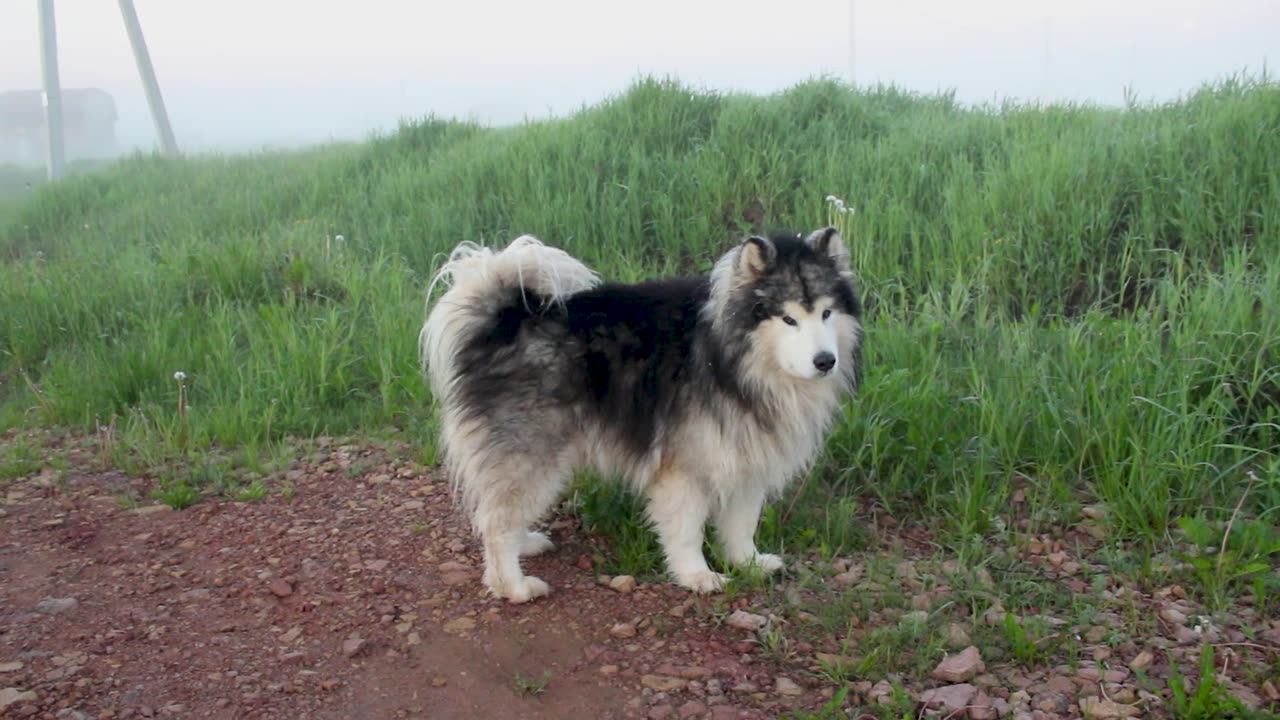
[1,0,1275,156]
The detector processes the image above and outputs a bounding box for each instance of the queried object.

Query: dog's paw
[676,569,728,594]
[504,576,551,604]
[747,552,785,574]
[518,530,555,557]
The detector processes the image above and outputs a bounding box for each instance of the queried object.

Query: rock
[340,638,367,658]
[1081,505,1107,520]
[34,597,78,615]
[774,676,803,696]
[0,688,38,710]
[1084,625,1108,643]
[654,665,709,680]
[983,604,1008,625]
[609,622,637,639]
[1262,680,1278,702]
[1037,691,1072,714]
[443,616,476,634]
[815,652,855,668]
[609,575,637,593]
[1080,697,1141,718]
[932,646,984,682]
[134,505,172,516]
[641,675,686,692]
[1128,651,1153,671]
[1159,607,1187,625]
[1047,551,1067,567]
[677,700,708,718]
[901,610,929,625]
[831,564,864,585]
[281,627,303,644]
[725,610,767,632]
[647,704,674,720]
[267,579,293,598]
[920,683,977,712]
[1047,675,1076,694]
[868,680,895,705]
[0,662,23,673]
[431,676,447,687]
[365,559,390,572]
[401,500,424,511]
[943,623,971,649]
[970,691,998,720]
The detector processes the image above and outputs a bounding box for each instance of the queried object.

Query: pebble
[267,579,293,598]
[932,646,984,682]
[920,683,977,712]
[443,616,476,634]
[0,688,39,711]
[1128,651,1153,671]
[609,622,637,639]
[34,597,79,615]
[609,575,637,593]
[774,676,803,696]
[341,637,367,658]
[725,610,767,632]
[641,675,686,692]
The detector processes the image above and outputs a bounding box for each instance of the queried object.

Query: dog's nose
[813,352,836,374]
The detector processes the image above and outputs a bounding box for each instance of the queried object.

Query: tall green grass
[1,74,1277,547]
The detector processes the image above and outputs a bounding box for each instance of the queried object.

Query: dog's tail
[419,234,599,401]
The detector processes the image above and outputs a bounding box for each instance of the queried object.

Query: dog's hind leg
[644,469,726,594]
[473,459,570,604]
[518,530,555,557]
[715,482,784,574]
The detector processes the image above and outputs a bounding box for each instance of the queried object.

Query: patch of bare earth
[0,437,836,720]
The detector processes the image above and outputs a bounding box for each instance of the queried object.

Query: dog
[419,227,863,603]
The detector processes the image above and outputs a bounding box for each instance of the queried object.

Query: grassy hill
[1,75,1277,553]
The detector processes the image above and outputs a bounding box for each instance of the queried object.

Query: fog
[1,0,1275,161]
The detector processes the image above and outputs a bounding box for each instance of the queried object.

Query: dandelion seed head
[173,371,187,381]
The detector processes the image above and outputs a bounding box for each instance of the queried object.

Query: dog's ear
[805,226,849,271]
[739,235,777,278]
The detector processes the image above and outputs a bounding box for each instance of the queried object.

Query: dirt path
[0,439,829,720]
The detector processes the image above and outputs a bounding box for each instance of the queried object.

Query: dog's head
[726,227,862,382]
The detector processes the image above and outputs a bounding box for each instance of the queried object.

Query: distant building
[0,87,118,166]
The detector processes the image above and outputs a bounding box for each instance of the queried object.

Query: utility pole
[37,0,66,180]
[118,0,179,156]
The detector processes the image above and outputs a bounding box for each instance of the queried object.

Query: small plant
[513,670,552,697]
[779,684,851,720]
[154,480,200,510]
[1167,644,1252,719]
[232,479,269,502]
[95,414,118,471]
[173,371,191,452]
[1175,472,1280,610]
[1001,612,1054,666]
[0,438,40,482]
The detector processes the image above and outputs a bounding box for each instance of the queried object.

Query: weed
[513,670,552,697]
[1167,645,1255,719]
[153,480,200,510]
[232,479,269,502]
[1175,472,1280,610]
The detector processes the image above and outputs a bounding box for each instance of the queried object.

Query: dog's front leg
[644,470,726,593]
[716,482,784,574]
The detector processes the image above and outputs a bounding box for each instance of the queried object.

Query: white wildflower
[173,371,186,381]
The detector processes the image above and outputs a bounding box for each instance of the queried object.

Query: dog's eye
[782,315,797,326]
[822,309,832,320]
